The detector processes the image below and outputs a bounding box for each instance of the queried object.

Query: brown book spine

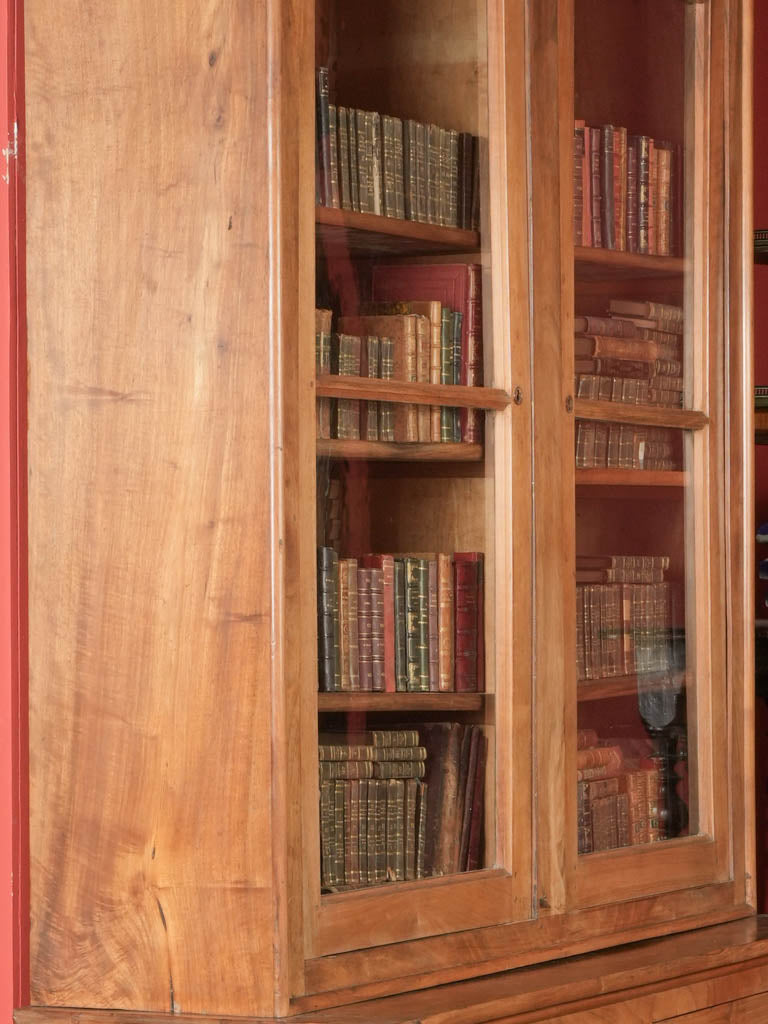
[461,264,483,443]
[414,314,431,442]
[626,139,638,253]
[319,760,374,781]
[373,779,387,882]
[438,553,455,691]
[344,558,360,691]
[576,744,623,772]
[338,557,350,690]
[422,722,463,876]
[328,104,340,210]
[317,547,340,692]
[404,778,418,880]
[403,119,418,221]
[648,138,657,254]
[320,779,335,888]
[466,733,487,871]
[393,117,405,220]
[582,123,592,246]
[337,106,352,211]
[358,779,369,886]
[370,111,383,216]
[361,554,396,692]
[382,114,397,218]
[448,128,459,229]
[356,110,372,214]
[620,768,650,845]
[348,107,360,212]
[615,125,627,251]
[415,122,428,223]
[576,334,666,362]
[589,126,602,247]
[347,779,361,886]
[357,567,373,692]
[600,124,615,249]
[458,725,480,871]
[458,132,473,229]
[369,567,385,693]
[574,120,585,247]
[374,761,426,779]
[333,780,345,886]
[633,135,650,254]
[360,335,379,441]
[591,794,619,851]
[656,144,672,256]
[386,779,405,881]
[427,123,441,225]
[316,67,331,207]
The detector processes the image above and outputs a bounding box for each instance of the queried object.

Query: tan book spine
[438,553,455,690]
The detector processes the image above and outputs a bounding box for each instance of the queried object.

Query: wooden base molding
[14,918,768,1024]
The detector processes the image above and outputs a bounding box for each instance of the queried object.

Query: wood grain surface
[25,0,294,1014]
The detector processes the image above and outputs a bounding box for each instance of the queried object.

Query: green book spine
[358,779,369,887]
[386,779,405,882]
[382,114,397,218]
[348,779,361,887]
[394,558,408,691]
[333,780,346,887]
[403,119,418,221]
[448,128,459,228]
[415,122,428,223]
[356,109,372,214]
[317,547,339,691]
[417,558,430,691]
[416,781,428,878]
[393,117,405,219]
[370,111,382,216]
[363,336,379,441]
[427,124,441,225]
[404,778,418,881]
[328,104,340,209]
[320,779,335,888]
[374,761,426,779]
[374,779,388,882]
[370,745,427,761]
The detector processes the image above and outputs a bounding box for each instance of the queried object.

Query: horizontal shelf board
[318,692,485,711]
[316,206,480,256]
[574,246,686,279]
[578,671,686,702]
[317,440,483,462]
[574,399,708,430]
[576,468,688,489]
[316,375,510,410]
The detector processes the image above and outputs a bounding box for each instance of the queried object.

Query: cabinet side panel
[26,0,277,1013]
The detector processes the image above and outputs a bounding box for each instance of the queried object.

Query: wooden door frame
[0,0,26,1015]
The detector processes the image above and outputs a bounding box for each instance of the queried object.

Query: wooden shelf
[317,439,483,462]
[578,671,686,703]
[574,246,686,280]
[574,399,708,431]
[577,468,687,486]
[318,692,485,711]
[316,206,481,257]
[316,375,510,410]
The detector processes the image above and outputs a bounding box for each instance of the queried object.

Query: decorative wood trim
[575,468,688,488]
[574,399,709,430]
[574,245,686,279]
[316,206,480,256]
[316,375,511,410]
[316,439,483,462]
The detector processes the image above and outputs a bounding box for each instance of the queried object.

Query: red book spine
[466,733,487,871]
[460,265,483,443]
[454,553,481,692]
[361,554,396,692]
[574,120,585,246]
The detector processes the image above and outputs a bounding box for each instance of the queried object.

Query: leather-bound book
[361,554,396,692]
[317,546,340,692]
[338,314,419,442]
[392,117,405,220]
[358,779,369,885]
[368,567,385,692]
[404,119,418,221]
[404,778,418,881]
[437,557,456,693]
[421,721,464,876]
[327,104,340,210]
[454,552,483,691]
[626,140,638,253]
[600,124,615,249]
[315,308,333,440]
[360,336,379,442]
[337,106,352,211]
[357,567,373,692]
[428,559,439,691]
[393,558,408,691]
[386,779,405,882]
[466,732,487,871]
[574,120,585,246]
[316,67,331,207]
[589,126,602,247]
[348,107,360,212]
[330,333,361,440]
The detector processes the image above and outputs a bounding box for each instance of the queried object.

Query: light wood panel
[316,207,481,256]
[25,0,296,1014]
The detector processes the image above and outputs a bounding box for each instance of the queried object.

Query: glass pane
[314,0,497,892]
[572,0,708,854]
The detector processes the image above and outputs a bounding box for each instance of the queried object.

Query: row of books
[319,724,486,890]
[316,263,483,444]
[576,556,678,680]
[317,548,484,693]
[574,120,681,256]
[574,299,684,410]
[575,423,680,471]
[316,67,480,230]
[578,758,665,853]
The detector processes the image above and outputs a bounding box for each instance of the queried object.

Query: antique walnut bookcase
[14,0,762,1021]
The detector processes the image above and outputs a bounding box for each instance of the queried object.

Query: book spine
[452,311,462,442]
[394,558,409,691]
[345,559,360,691]
[338,555,350,690]
[656,144,672,256]
[428,559,439,691]
[356,110,372,214]
[459,132,473,229]
[358,779,369,885]
[333,780,345,885]
[589,126,602,247]
[415,315,431,442]
[337,106,352,210]
[626,140,638,253]
[333,334,361,439]
[440,308,454,442]
[370,111,383,216]
[403,120,418,221]
[317,547,340,691]
[438,552,455,690]
[404,778,418,880]
[600,124,615,249]
[427,123,441,225]
[582,123,592,246]
[648,138,657,254]
[574,121,585,246]
[429,308,442,443]
[315,329,332,439]
[393,117,405,219]
[374,779,387,882]
[615,126,626,251]
[361,336,379,441]
[438,127,450,226]
[369,567,385,693]
[386,780,406,882]
[361,554,396,692]
[328,104,340,209]
[448,129,459,228]
[347,779,360,886]
[357,567,373,692]
[470,133,480,231]
[382,114,397,218]
[319,779,335,888]
[316,67,331,207]
[378,337,395,442]
[415,781,428,878]
[417,558,430,691]
[454,556,479,691]
[348,107,360,212]
[374,761,426,780]
[416,122,428,223]
[461,265,483,443]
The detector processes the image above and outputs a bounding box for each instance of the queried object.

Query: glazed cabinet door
[531,0,752,924]
[300,0,534,982]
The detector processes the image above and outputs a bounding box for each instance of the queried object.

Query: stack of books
[316,67,480,230]
[574,299,684,409]
[319,723,486,890]
[575,423,680,471]
[574,120,681,256]
[317,548,484,693]
[576,555,678,680]
[577,729,665,854]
